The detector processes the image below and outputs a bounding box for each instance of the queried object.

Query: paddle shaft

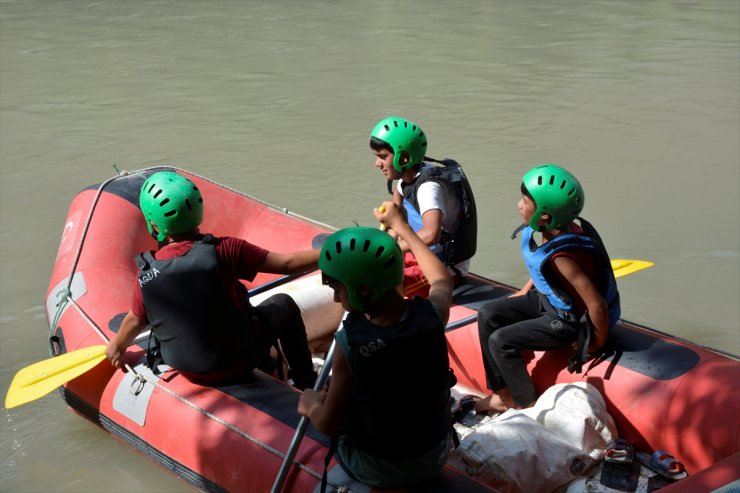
[270,340,336,493]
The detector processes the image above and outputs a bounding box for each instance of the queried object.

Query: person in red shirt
[105,171,318,389]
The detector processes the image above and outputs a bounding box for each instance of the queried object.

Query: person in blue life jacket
[475,164,620,414]
[369,116,477,298]
[105,171,318,389]
[297,202,454,489]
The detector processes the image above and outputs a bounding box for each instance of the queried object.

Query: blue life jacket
[399,159,477,266]
[339,298,451,460]
[136,234,259,374]
[520,220,620,326]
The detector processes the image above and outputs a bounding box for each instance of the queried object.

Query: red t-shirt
[131,237,269,322]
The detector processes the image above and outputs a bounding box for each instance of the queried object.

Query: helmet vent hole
[349,238,356,250]
[549,175,556,185]
[363,240,371,252]
[148,184,156,194]
[160,198,170,206]
[164,210,176,218]
[560,180,567,190]
[153,189,162,199]
[374,246,385,258]
[537,176,543,185]
[334,241,342,254]
[184,199,193,211]
[324,251,332,261]
[383,256,396,269]
[393,121,399,128]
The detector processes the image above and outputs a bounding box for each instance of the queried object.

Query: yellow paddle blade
[611,259,655,279]
[5,345,107,409]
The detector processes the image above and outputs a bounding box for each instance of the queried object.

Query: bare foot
[474,393,507,414]
[474,389,519,414]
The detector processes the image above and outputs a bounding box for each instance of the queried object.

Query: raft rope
[48,166,337,487]
[48,167,138,354]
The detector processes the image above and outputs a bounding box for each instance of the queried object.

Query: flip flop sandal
[451,394,479,423]
[605,437,634,464]
[635,450,688,480]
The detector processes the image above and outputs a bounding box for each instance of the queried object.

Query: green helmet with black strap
[319,227,403,311]
[370,116,427,173]
[139,171,204,242]
[522,164,584,231]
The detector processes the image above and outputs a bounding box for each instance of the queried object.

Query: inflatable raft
[37,167,738,492]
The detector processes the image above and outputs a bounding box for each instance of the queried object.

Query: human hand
[105,341,127,369]
[373,201,407,234]
[297,389,327,418]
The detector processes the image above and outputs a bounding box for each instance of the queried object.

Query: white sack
[454,382,617,493]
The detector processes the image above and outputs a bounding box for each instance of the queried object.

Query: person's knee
[478,299,508,325]
[489,329,519,357]
[266,292,298,310]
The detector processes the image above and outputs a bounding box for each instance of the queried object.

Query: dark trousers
[477,290,580,407]
[255,293,317,390]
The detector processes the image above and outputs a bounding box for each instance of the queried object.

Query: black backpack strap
[145,330,165,375]
[320,433,340,493]
[567,313,592,374]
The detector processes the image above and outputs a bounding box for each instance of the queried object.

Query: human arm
[297,343,351,436]
[510,278,534,297]
[259,249,319,275]
[550,255,609,352]
[375,201,453,325]
[395,209,443,252]
[392,181,444,252]
[105,310,148,369]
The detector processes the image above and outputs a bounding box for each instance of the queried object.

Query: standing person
[476,164,620,413]
[297,202,454,489]
[370,116,477,297]
[105,171,318,389]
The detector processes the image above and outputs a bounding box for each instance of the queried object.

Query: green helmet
[319,227,403,311]
[522,164,584,231]
[139,171,204,242]
[370,116,427,173]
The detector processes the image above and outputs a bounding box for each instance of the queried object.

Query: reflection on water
[1,1,737,491]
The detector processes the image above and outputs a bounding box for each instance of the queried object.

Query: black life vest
[136,234,258,374]
[399,159,477,266]
[341,298,451,459]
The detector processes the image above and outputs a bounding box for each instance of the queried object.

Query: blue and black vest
[136,234,258,374]
[399,159,477,266]
[520,219,621,372]
[340,298,451,459]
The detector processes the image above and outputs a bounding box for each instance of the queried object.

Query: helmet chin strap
[511,223,526,239]
[386,179,394,195]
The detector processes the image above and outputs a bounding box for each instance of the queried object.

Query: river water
[1,1,738,491]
